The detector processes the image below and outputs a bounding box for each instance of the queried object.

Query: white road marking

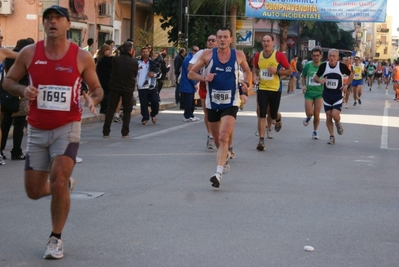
[381,100,389,149]
[97,152,212,156]
[156,99,399,147]
[159,110,399,127]
[133,121,201,139]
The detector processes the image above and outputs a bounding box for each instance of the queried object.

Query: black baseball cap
[43,5,70,22]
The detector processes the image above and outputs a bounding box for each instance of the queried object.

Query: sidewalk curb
[81,102,176,125]
[7,102,176,138]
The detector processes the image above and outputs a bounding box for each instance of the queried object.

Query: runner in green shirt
[301,47,324,140]
[366,63,376,91]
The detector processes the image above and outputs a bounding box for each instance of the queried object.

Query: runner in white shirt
[188,34,219,150]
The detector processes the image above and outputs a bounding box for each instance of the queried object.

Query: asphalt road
[1,85,399,267]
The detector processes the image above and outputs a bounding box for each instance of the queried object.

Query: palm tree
[254,18,292,53]
[278,20,292,53]
[252,16,293,53]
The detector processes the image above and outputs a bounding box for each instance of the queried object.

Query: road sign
[287,37,296,47]
[308,40,316,51]
[245,0,387,22]
[236,20,254,47]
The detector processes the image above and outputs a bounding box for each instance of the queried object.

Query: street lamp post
[223,0,227,27]
[185,0,189,45]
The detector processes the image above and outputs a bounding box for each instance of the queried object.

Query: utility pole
[178,0,183,48]
[130,0,136,41]
[296,21,300,57]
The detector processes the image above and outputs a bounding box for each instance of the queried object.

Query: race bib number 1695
[37,84,72,111]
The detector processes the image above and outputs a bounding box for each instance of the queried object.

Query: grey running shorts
[25,121,81,172]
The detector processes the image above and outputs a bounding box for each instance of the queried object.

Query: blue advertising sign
[236,20,254,47]
[245,0,387,22]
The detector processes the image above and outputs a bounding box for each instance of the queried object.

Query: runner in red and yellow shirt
[252,34,291,151]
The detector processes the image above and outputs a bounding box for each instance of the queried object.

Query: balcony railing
[376,41,388,46]
[119,0,153,5]
[377,28,389,33]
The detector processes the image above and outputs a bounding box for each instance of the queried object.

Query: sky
[387,0,399,33]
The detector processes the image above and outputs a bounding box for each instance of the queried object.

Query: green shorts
[304,90,323,101]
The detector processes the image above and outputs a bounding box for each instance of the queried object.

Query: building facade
[362,16,393,60]
[0,0,153,51]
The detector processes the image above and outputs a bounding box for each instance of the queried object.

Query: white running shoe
[68,177,75,193]
[327,136,335,145]
[43,237,64,259]
[335,121,344,135]
[274,118,282,132]
[266,128,273,139]
[303,117,311,126]
[210,172,222,188]
[256,139,265,151]
[312,131,319,140]
[228,147,235,159]
[222,165,230,174]
[114,116,121,122]
[191,116,200,121]
[207,136,216,149]
[75,157,83,163]
[222,151,231,174]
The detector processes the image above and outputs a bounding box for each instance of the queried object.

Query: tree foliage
[153,1,355,52]
[153,0,246,48]
[300,21,341,47]
[153,0,224,48]
[134,17,153,47]
[300,21,354,50]
[152,0,181,46]
[330,29,355,51]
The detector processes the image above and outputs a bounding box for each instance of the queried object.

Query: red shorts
[199,81,207,99]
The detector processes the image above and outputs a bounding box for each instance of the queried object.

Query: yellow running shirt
[257,50,283,92]
[352,64,363,81]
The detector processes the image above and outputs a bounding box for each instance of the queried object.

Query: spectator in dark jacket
[180,46,200,121]
[96,44,113,114]
[157,52,170,98]
[102,41,138,138]
[1,38,34,161]
[174,48,186,106]
[296,57,303,89]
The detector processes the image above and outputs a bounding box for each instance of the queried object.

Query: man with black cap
[3,5,103,260]
[102,41,138,137]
